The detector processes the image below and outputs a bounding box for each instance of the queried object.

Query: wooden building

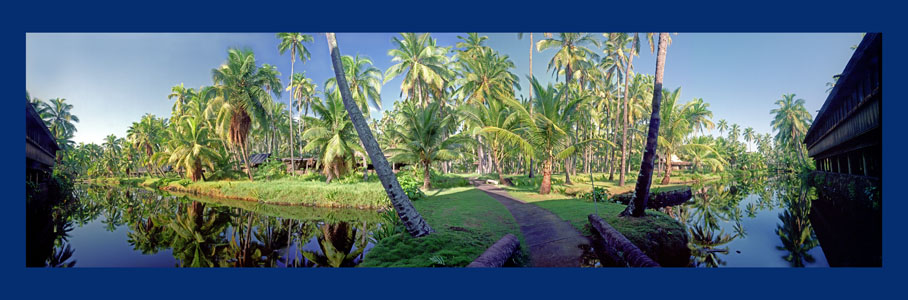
[26,99,60,183]
[804,33,881,179]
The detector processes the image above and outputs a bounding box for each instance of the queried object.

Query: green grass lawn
[361,187,528,267]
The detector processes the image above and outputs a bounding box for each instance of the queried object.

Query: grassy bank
[361,187,527,267]
[86,176,392,209]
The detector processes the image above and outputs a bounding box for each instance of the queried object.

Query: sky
[26,32,863,146]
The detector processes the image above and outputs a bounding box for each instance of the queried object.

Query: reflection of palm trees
[776,184,819,267]
[47,243,76,268]
[302,222,365,267]
[127,217,168,254]
[169,201,230,267]
[688,224,738,268]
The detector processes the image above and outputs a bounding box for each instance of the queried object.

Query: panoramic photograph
[25,32,881,268]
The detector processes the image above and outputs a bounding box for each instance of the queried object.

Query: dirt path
[471,180,590,267]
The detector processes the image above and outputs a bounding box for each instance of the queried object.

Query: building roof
[248,153,271,166]
[804,33,881,147]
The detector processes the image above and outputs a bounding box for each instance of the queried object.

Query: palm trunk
[527,33,535,179]
[288,52,296,174]
[662,154,673,184]
[492,146,505,184]
[241,141,254,181]
[326,33,434,237]
[625,33,669,218]
[539,157,553,194]
[619,57,632,187]
[423,161,432,190]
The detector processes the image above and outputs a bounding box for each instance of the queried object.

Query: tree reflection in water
[775,184,819,267]
[672,174,823,267]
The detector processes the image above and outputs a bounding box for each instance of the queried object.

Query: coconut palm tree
[461,97,525,184]
[386,101,468,189]
[300,91,363,182]
[535,33,600,85]
[626,31,670,217]
[325,54,383,113]
[168,83,196,118]
[277,33,314,173]
[325,33,434,237]
[517,32,536,178]
[453,47,520,105]
[717,119,728,136]
[166,117,221,182]
[728,124,741,143]
[43,97,80,143]
[384,33,454,107]
[502,77,598,194]
[287,72,318,160]
[211,48,282,181]
[770,93,812,166]
[743,127,755,152]
[687,98,715,136]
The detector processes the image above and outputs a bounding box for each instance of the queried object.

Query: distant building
[804,33,881,178]
[26,99,60,183]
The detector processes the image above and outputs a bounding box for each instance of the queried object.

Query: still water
[28,184,383,267]
[671,174,878,267]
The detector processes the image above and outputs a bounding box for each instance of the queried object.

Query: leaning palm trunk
[326,33,434,237]
[624,33,669,218]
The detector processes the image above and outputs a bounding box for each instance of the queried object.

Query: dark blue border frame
[3,0,904,298]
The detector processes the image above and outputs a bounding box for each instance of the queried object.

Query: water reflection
[670,174,828,267]
[27,184,382,268]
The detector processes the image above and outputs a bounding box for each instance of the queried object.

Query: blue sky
[26,33,862,145]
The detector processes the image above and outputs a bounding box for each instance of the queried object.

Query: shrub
[580,186,607,203]
[253,159,287,181]
[397,174,425,200]
[372,210,405,242]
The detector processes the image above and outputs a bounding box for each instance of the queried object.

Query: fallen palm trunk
[467,234,520,267]
[612,187,692,208]
[588,214,660,267]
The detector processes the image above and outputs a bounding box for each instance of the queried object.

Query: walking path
[471,180,590,267]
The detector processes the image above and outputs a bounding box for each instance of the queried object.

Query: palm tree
[287,72,318,160]
[211,48,282,181]
[517,32,535,178]
[770,94,812,166]
[326,33,434,237]
[453,47,519,104]
[626,32,669,217]
[386,101,468,189]
[168,83,196,118]
[728,124,741,143]
[503,77,596,194]
[324,55,385,179]
[717,119,728,136]
[461,98,525,184]
[166,117,221,182]
[384,33,454,107]
[535,33,600,85]
[743,127,755,152]
[687,98,715,136]
[43,97,80,143]
[301,91,363,182]
[325,54,384,113]
[277,33,314,173]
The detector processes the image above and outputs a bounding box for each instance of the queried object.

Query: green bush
[579,186,607,203]
[397,174,425,200]
[253,159,287,181]
[399,165,469,189]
